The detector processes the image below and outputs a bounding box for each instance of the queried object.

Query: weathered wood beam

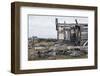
[55,18,58,30]
[58,23,88,26]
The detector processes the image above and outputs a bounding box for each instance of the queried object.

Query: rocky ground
[28,39,88,60]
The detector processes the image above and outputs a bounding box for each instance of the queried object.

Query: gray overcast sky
[28,15,88,39]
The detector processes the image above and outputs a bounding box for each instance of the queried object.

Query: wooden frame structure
[55,18,88,46]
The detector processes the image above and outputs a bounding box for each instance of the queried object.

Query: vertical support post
[55,18,58,30]
[64,21,66,40]
[55,18,59,40]
[75,19,81,46]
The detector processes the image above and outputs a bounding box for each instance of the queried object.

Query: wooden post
[64,21,66,40]
[55,18,58,30]
[55,18,59,40]
[75,19,81,46]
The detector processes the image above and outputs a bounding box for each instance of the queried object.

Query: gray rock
[70,51,81,57]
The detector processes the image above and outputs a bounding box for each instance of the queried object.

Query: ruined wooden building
[55,18,88,46]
